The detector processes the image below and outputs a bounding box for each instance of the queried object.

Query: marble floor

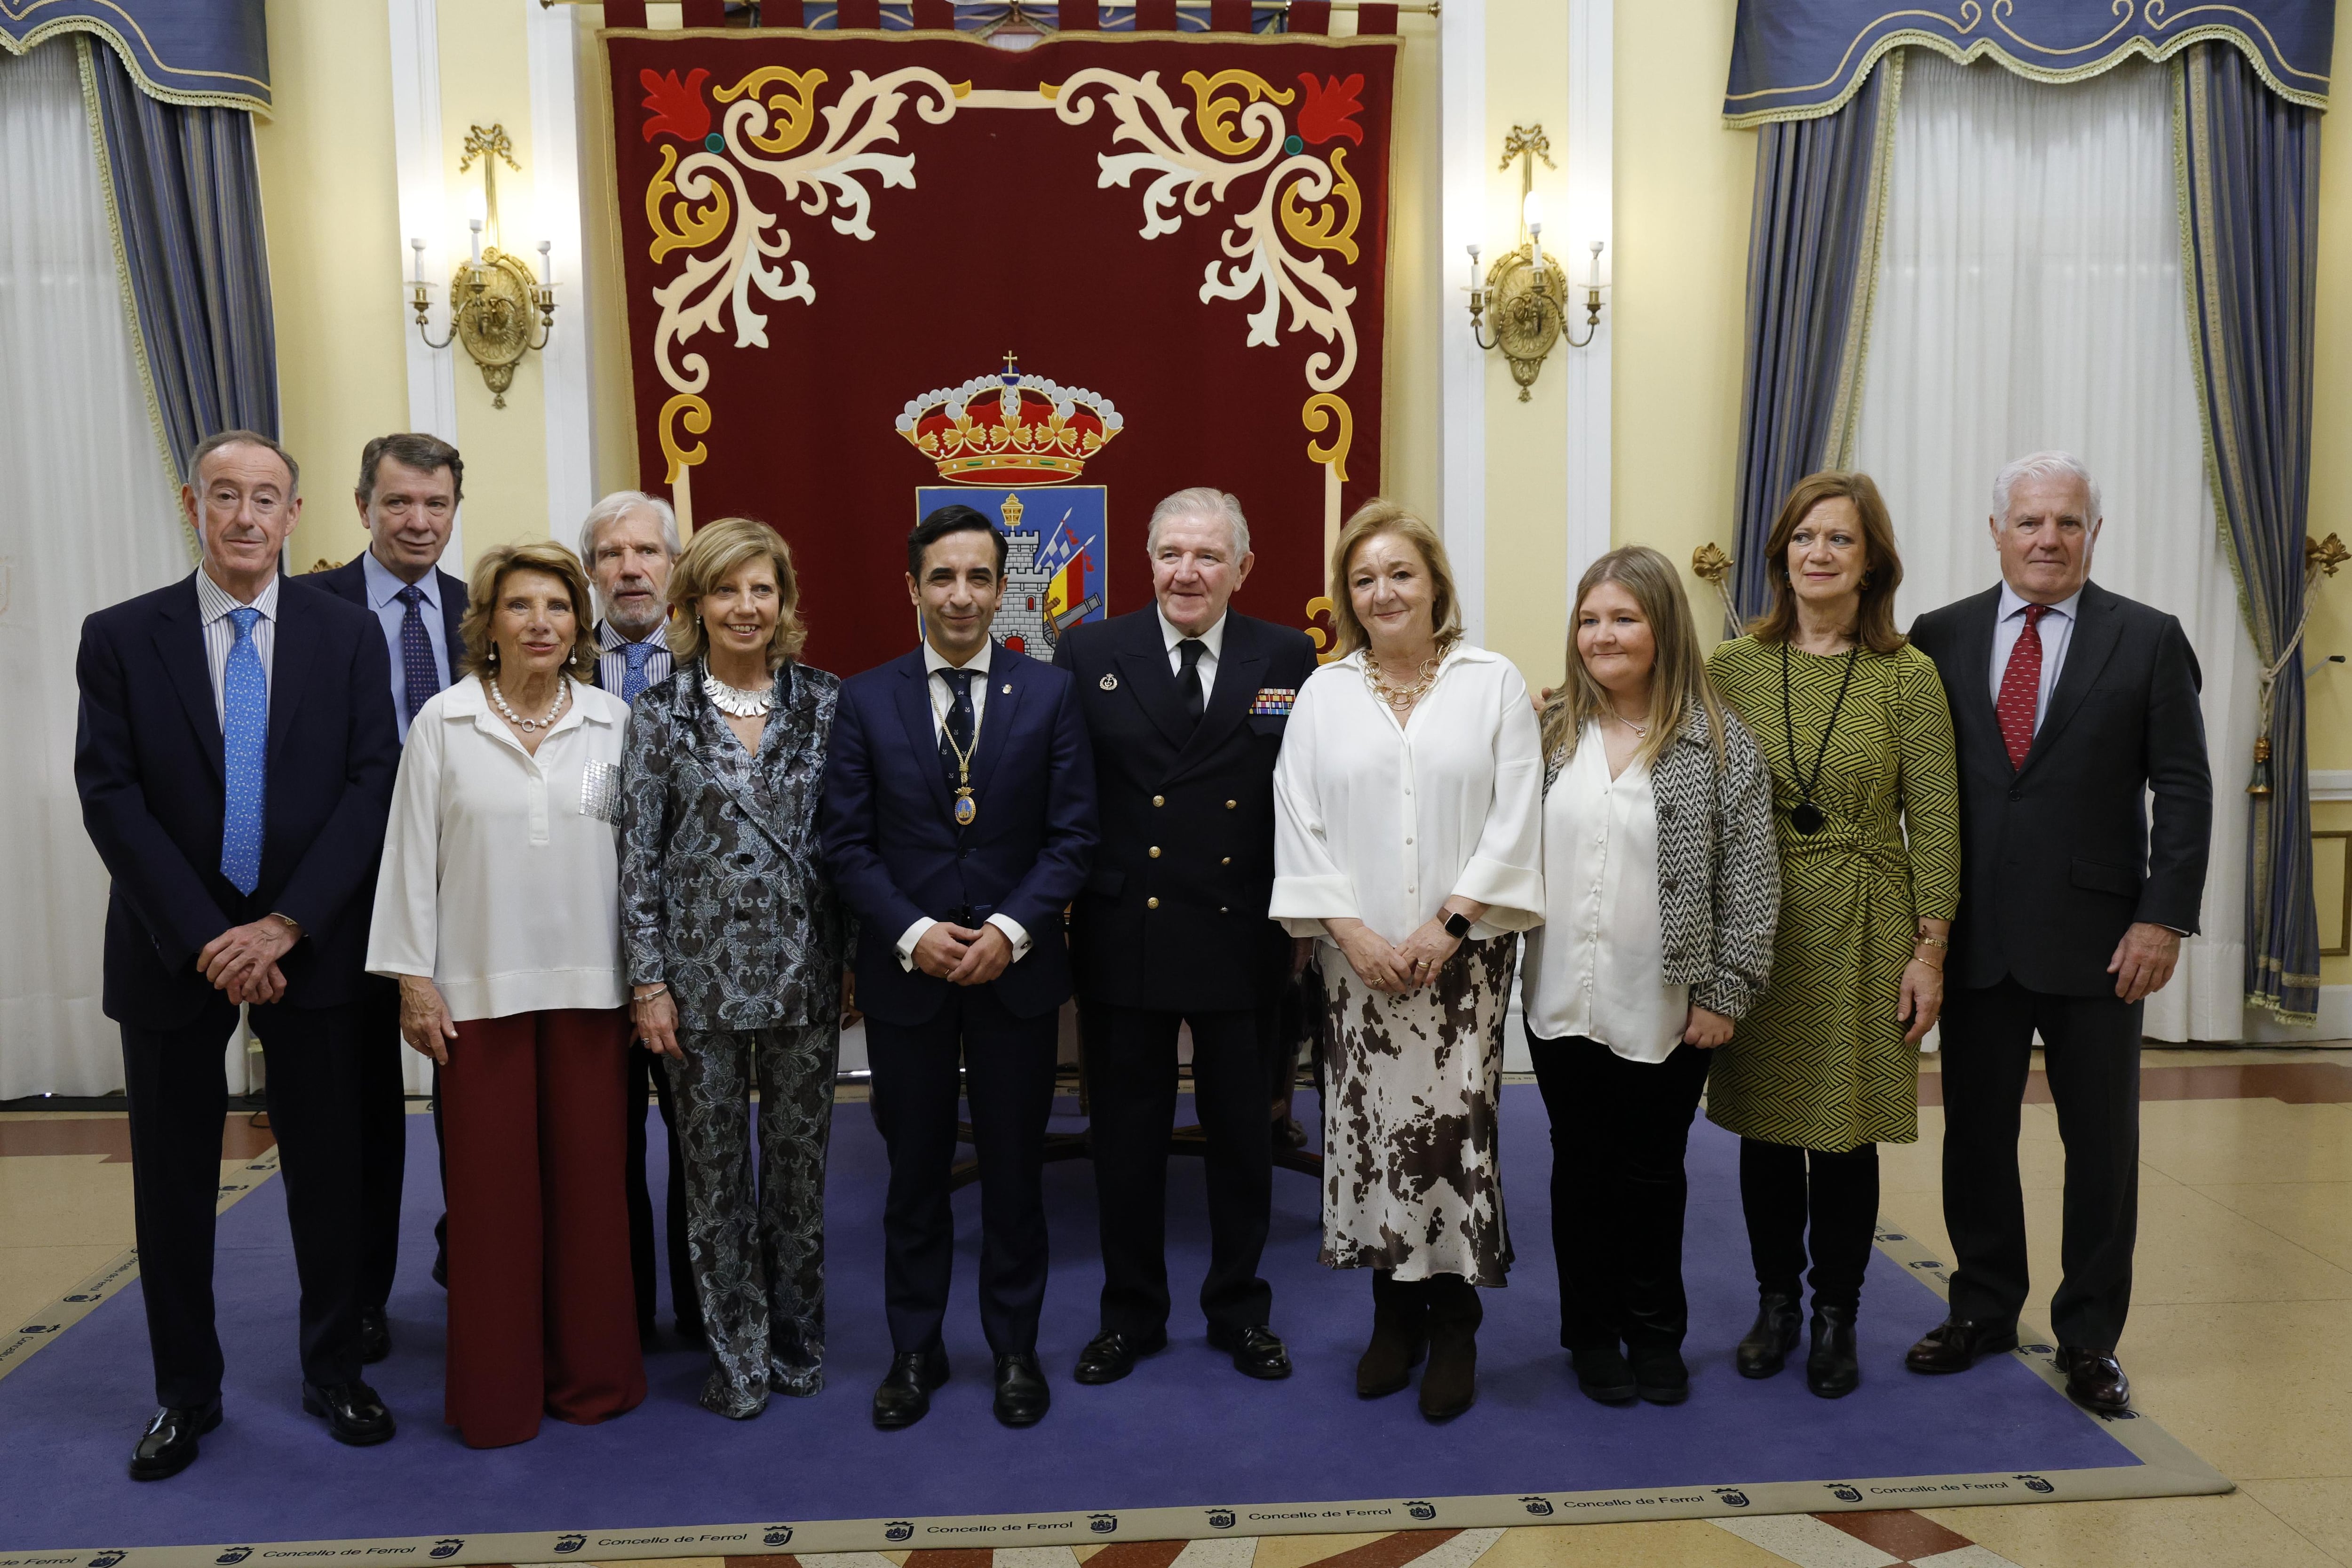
[5,1045,2349,1568]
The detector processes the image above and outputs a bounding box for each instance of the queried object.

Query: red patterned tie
[1996,604,2047,770]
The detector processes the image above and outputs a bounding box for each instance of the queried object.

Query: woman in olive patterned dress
[1705,472,1960,1401]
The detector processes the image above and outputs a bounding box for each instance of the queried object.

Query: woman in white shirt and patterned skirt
[1271,501,1543,1422]
[1523,546,1779,1409]
[368,540,645,1449]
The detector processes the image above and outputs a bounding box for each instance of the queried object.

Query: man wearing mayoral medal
[820,503,1099,1432]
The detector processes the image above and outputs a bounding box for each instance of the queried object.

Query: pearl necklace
[485,672,568,732]
[705,669,774,718]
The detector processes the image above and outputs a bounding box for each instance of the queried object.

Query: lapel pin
[1001,683,1011,695]
[1100,673,1119,691]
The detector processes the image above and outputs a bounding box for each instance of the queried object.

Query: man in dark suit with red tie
[1904,452,2212,1414]
[1052,487,1316,1388]
[821,503,1097,1431]
[77,430,401,1479]
[309,432,468,1356]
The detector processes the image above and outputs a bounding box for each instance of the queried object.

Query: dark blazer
[1053,608,1316,1012]
[1910,579,2212,996]
[308,553,469,684]
[75,574,400,1027]
[619,659,847,1030]
[820,644,1098,1027]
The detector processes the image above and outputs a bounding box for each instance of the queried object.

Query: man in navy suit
[307,432,469,1355]
[821,503,1097,1431]
[76,430,401,1480]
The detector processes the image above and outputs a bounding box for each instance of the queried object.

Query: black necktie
[1178,638,1206,728]
[936,668,976,790]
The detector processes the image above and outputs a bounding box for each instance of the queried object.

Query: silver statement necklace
[706,670,774,718]
[486,672,569,732]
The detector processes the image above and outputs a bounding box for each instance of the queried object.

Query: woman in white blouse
[1523,546,1779,1409]
[1271,500,1543,1423]
[367,540,644,1449]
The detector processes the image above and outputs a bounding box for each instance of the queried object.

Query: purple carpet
[0,1086,2136,1549]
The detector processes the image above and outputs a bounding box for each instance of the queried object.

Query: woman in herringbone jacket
[1523,544,1779,1409]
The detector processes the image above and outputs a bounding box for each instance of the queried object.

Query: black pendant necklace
[1780,638,1863,836]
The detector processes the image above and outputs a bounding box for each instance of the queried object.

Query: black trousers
[353,978,406,1313]
[625,1042,699,1338]
[1739,1137,1879,1314]
[865,985,1059,1358]
[1084,1002,1274,1338]
[121,998,366,1409]
[1526,1032,1712,1352]
[1940,977,2142,1351]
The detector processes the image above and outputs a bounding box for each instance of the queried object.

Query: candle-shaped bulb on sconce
[1523,190,1545,275]
[1589,239,1604,289]
[537,240,552,287]
[1467,243,1480,291]
[468,218,483,265]
[410,237,426,286]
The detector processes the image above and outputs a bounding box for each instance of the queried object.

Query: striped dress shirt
[595,619,672,698]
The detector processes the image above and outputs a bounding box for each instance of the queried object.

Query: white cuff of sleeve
[897,916,937,972]
[986,912,1032,961]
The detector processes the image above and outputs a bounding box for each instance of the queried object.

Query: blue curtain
[2177,41,2325,1024]
[1730,59,1892,621]
[86,39,278,479]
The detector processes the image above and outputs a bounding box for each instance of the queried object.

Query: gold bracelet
[1915,933,1949,951]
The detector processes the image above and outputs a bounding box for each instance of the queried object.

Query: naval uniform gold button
[1149,846,1161,858]
[1221,856,1232,865]
[1225,799,1237,810]
[1147,897,1160,909]
[1152,795,1165,807]
[1219,906,1230,914]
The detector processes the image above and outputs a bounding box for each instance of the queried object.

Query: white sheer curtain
[0,42,206,1097]
[1851,51,2257,1043]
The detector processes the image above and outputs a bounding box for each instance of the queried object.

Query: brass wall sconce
[408,124,557,409]
[1465,124,1605,400]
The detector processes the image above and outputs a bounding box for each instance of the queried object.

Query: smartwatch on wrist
[1442,909,1473,940]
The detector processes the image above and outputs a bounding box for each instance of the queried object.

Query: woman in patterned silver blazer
[1522,545,1778,1410]
[618,517,848,1420]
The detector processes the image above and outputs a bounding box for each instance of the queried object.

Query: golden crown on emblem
[895,352,1124,485]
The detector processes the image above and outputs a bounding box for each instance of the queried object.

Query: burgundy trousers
[442,1007,645,1448]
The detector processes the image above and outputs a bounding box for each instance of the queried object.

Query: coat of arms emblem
[900,354,1117,661]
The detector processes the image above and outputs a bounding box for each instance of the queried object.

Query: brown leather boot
[1356,1270,1426,1398]
[1419,1274,1482,1421]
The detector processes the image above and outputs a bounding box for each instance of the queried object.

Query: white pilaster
[387,0,465,563]
[1439,0,1489,641]
[526,0,596,543]
[1562,0,1613,582]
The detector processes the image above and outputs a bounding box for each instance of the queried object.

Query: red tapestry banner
[604,27,1400,677]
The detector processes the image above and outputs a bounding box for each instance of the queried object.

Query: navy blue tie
[937,668,976,791]
[220,607,266,895]
[396,585,437,724]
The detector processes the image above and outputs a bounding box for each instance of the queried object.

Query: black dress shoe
[872,1350,951,1430]
[1073,1328,1167,1385]
[302,1380,396,1446]
[1207,1323,1294,1380]
[1629,1344,1690,1406]
[2056,1346,2131,1414]
[358,1307,391,1365]
[128,1401,221,1481]
[1736,1291,1803,1378]
[1904,1316,2018,1375]
[1805,1306,1860,1400]
[994,1352,1050,1427]
[1569,1344,1637,1405]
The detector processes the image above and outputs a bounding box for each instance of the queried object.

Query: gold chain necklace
[1362,648,1445,714]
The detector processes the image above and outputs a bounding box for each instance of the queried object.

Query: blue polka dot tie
[220,606,267,895]
[621,640,653,705]
[396,585,438,724]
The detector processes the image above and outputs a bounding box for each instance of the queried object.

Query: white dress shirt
[1271,644,1545,944]
[360,548,453,743]
[1522,724,1688,1061]
[895,638,1032,969]
[366,675,630,1020]
[1159,607,1226,707]
[1989,581,2082,734]
[194,567,278,726]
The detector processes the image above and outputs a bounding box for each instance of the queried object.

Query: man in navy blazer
[306,432,469,1358]
[821,503,1097,1432]
[76,431,401,1480]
